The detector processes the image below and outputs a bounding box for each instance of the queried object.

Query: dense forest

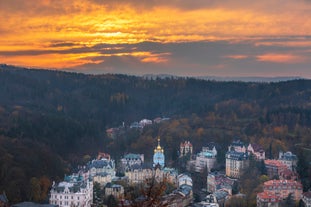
[0,64,310,203]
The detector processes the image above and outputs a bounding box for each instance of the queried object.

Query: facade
[180,141,193,157]
[178,174,193,187]
[125,166,177,185]
[302,192,311,207]
[256,192,280,207]
[207,172,235,195]
[195,147,217,172]
[139,119,153,127]
[278,151,297,171]
[87,158,116,178]
[153,138,165,168]
[121,153,144,169]
[279,169,298,180]
[247,143,265,160]
[264,159,287,179]
[125,166,153,184]
[105,183,124,200]
[162,168,178,185]
[225,149,249,179]
[228,140,247,153]
[93,172,113,186]
[262,180,302,201]
[49,175,93,207]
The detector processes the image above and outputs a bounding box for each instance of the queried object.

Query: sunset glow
[1,0,311,77]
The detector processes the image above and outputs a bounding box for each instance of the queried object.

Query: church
[153,138,165,168]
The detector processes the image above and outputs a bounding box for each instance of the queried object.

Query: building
[153,138,165,168]
[93,172,113,186]
[162,168,178,185]
[178,174,192,187]
[49,174,93,207]
[196,194,220,207]
[121,153,144,170]
[105,183,124,200]
[228,140,247,153]
[278,151,297,171]
[264,159,287,179]
[279,169,298,180]
[302,192,311,207]
[207,172,235,195]
[213,190,230,207]
[262,180,302,201]
[12,203,57,207]
[256,191,280,207]
[87,158,116,178]
[180,141,193,157]
[247,143,265,160]
[139,119,153,127]
[125,165,153,184]
[225,149,249,179]
[195,146,217,172]
[97,152,111,160]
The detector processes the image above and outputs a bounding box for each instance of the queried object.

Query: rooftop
[226,151,248,160]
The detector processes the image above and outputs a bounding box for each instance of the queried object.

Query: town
[2,116,309,207]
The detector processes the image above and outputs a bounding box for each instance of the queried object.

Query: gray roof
[226,151,248,160]
[87,159,114,169]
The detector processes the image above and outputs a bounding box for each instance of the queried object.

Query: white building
[93,172,113,187]
[49,175,93,207]
[278,151,297,171]
[125,166,153,184]
[194,146,217,172]
[225,149,249,179]
[139,119,153,127]
[125,166,178,185]
[87,158,116,178]
[228,140,247,153]
[121,153,144,169]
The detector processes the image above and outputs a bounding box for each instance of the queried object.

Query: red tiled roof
[257,191,279,201]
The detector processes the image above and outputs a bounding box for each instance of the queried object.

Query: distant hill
[142,73,304,82]
[196,76,304,82]
[1,64,311,202]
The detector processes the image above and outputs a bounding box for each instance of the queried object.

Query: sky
[1,0,311,78]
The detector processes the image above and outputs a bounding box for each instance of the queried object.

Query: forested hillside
[0,64,310,203]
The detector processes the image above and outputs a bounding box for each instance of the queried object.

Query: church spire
[153,136,165,168]
[154,137,164,153]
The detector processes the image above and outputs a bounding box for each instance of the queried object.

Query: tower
[153,138,165,168]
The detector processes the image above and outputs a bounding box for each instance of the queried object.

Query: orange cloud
[1,0,311,69]
[225,55,248,60]
[256,53,306,64]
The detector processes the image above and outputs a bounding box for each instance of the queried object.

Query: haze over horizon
[1,0,311,78]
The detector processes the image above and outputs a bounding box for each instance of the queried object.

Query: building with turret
[49,174,93,207]
[278,151,297,171]
[226,142,249,178]
[194,146,217,172]
[121,153,144,170]
[180,141,193,157]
